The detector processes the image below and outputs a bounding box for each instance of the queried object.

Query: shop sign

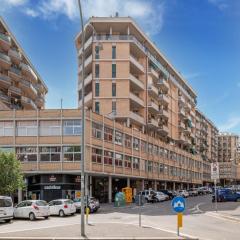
[44,185,61,190]
[49,175,56,182]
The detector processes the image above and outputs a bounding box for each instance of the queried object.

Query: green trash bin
[114,192,126,207]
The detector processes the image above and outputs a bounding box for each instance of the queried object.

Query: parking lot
[1,194,240,239]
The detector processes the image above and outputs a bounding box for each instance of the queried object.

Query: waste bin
[122,187,132,203]
[114,192,126,207]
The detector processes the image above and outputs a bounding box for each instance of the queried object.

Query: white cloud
[24,8,39,17]
[208,0,229,11]
[219,116,240,132]
[0,0,28,11]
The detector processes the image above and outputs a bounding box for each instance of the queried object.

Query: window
[92,122,102,139]
[124,155,132,168]
[40,121,61,136]
[92,148,102,163]
[148,161,153,172]
[112,101,116,113]
[112,82,116,96]
[124,134,132,148]
[95,101,100,114]
[115,153,123,167]
[95,46,99,59]
[63,120,81,135]
[159,164,164,174]
[16,121,37,136]
[95,82,99,97]
[0,121,14,136]
[148,144,153,155]
[133,138,139,150]
[104,126,113,142]
[16,147,37,162]
[133,157,139,169]
[63,146,81,161]
[115,130,123,145]
[112,46,116,59]
[95,64,99,78]
[40,146,61,162]
[112,64,116,78]
[141,141,147,153]
[104,150,113,165]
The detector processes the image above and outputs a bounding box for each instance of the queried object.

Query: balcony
[20,63,38,82]
[158,94,170,105]
[19,79,38,97]
[129,74,144,90]
[0,32,11,50]
[0,90,10,103]
[179,121,185,129]
[129,92,144,107]
[179,134,187,144]
[184,126,191,133]
[129,111,145,125]
[157,78,169,91]
[8,49,22,63]
[8,86,21,96]
[21,96,37,110]
[79,92,93,108]
[158,124,169,135]
[158,109,169,119]
[36,96,45,108]
[35,83,45,93]
[147,83,158,96]
[148,118,158,128]
[0,52,11,68]
[78,54,92,73]
[78,36,93,56]
[0,73,11,87]
[179,108,186,118]
[148,67,158,80]
[78,73,93,90]
[178,95,185,105]
[185,102,191,111]
[9,66,22,80]
[148,101,159,113]
[130,55,145,73]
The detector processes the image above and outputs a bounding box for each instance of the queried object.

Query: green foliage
[0,151,25,195]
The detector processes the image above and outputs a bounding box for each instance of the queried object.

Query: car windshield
[35,200,48,206]
[0,198,12,207]
[64,200,74,204]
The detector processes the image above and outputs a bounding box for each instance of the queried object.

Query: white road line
[205,212,240,223]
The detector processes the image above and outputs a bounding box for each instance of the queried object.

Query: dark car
[159,190,174,199]
[212,188,240,202]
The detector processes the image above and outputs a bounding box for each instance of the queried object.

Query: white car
[155,192,169,202]
[14,200,49,221]
[49,199,76,217]
[178,190,189,198]
[138,190,157,203]
[0,196,14,223]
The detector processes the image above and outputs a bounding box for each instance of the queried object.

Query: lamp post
[77,0,86,237]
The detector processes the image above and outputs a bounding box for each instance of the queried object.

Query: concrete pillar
[142,179,145,190]
[127,178,130,187]
[18,188,22,203]
[187,183,190,190]
[173,182,176,191]
[85,174,89,197]
[154,181,157,191]
[164,182,167,190]
[108,176,112,203]
[89,175,93,197]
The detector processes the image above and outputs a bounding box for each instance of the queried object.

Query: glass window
[104,150,113,165]
[95,46,99,59]
[133,157,139,169]
[40,121,61,136]
[16,121,37,136]
[112,46,116,59]
[0,121,14,136]
[95,82,99,97]
[124,155,132,168]
[159,164,164,174]
[104,126,113,142]
[16,147,37,162]
[133,138,139,151]
[92,122,102,139]
[112,82,116,96]
[148,144,153,154]
[112,101,116,113]
[124,134,132,148]
[112,64,116,78]
[95,64,99,78]
[63,146,81,162]
[63,120,81,135]
[148,161,153,172]
[40,146,61,162]
[95,101,100,114]
[141,141,147,153]
[115,130,123,145]
[92,148,102,163]
[115,153,123,167]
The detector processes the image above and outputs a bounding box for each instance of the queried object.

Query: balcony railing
[8,49,22,60]
[21,79,38,96]
[0,90,10,102]
[0,73,11,85]
[20,63,38,81]
[158,94,170,105]
[147,83,158,96]
[0,32,11,44]
[0,52,11,63]
[129,92,144,106]
[129,74,144,90]
[9,66,21,76]
[130,55,145,73]
[157,79,169,90]
[148,118,158,127]
[78,73,93,89]
[78,54,92,73]
[158,124,169,134]
[21,96,37,109]
[148,67,158,79]
[158,109,169,118]
[129,111,145,125]
[9,86,21,95]
[148,101,159,112]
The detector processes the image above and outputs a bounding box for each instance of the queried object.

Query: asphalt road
[1,195,240,240]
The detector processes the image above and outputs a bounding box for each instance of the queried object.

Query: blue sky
[1,0,240,133]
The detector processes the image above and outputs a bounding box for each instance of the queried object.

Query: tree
[0,151,25,195]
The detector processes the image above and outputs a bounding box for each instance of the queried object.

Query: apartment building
[0,17,47,111]
[0,109,203,203]
[76,17,197,153]
[218,133,239,185]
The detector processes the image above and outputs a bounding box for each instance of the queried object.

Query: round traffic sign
[172,196,185,213]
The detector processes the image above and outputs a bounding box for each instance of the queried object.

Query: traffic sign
[211,162,219,180]
[172,196,185,213]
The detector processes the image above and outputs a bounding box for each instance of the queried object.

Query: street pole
[214,179,218,212]
[77,0,86,237]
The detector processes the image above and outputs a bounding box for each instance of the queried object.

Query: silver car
[14,200,50,221]
[0,196,14,223]
[49,199,76,217]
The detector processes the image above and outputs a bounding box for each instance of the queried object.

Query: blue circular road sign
[172,196,185,213]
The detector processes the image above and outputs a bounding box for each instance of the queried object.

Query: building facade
[0,17,47,111]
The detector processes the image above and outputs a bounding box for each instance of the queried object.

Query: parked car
[188,188,198,197]
[212,189,240,202]
[0,196,14,223]
[159,190,174,199]
[49,199,76,217]
[138,190,157,203]
[73,197,99,213]
[177,190,189,198]
[14,200,49,221]
[155,192,169,202]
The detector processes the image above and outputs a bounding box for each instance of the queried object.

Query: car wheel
[29,212,36,221]
[44,216,49,219]
[5,219,11,223]
[59,210,65,217]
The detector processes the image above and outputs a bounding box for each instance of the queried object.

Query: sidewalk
[0,222,196,239]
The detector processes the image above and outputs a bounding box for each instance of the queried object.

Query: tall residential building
[75,17,197,153]
[218,133,239,185]
[0,17,47,110]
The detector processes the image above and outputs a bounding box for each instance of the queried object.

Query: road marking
[205,212,240,223]
[189,202,204,214]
